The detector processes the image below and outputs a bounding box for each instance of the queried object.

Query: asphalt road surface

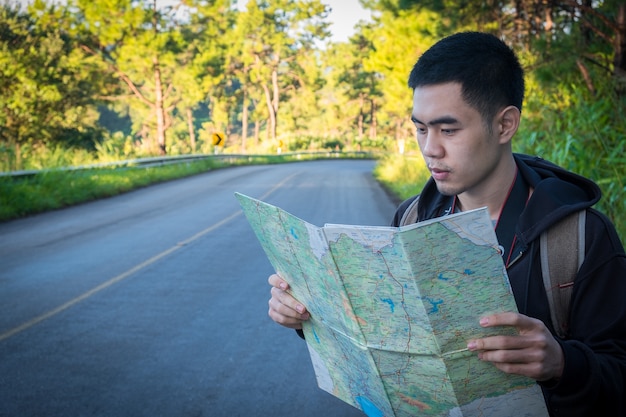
[0,159,399,417]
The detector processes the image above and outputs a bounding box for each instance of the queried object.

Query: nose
[419,132,443,159]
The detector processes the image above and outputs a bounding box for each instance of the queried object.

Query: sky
[236,0,372,43]
[322,0,372,42]
[17,0,372,43]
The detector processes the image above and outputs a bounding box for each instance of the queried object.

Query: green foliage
[0,1,105,167]
[0,131,148,171]
[0,159,223,220]
[283,136,323,151]
[373,153,430,201]
[94,131,145,162]
[16,144,95,170]
[319,35,380,140]
[516,79,626,241]
[322,139,344,151]
[363,7,445,121]
[227,0,330,143]
[1,0,624,244]
[1,0,622,154]
[0,153,374,221]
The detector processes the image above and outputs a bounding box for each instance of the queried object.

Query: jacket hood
[416,153,602,245]
[514,154,601,244]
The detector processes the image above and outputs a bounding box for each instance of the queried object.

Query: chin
[434,182,461,197]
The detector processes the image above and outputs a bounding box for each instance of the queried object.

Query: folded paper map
[236,192,549,417]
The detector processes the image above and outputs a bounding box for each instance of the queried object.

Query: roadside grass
[372,153,430,203]
[0,159,229,221]
[0,152,372,222]
[4,150,623,243]
[372,151,625,242]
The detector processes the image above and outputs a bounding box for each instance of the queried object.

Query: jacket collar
[416,153,601,246]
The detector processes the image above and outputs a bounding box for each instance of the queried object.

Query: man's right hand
[268,274,310,329]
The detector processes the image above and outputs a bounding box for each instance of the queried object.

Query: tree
[0,0,107,169]
[380,0,626,91]
[176,0,234,152]
[235,0,329,144]
[71,0,212,155]
[359,7,445,147]
[561,0,626,86]
[324,34,380,143]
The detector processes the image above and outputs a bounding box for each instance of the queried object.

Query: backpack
[398,196,586,339]
[540,210,586,338]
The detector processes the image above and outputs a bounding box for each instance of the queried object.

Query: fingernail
[479,317,489,326]
[467,341,477,350]
[296,304,304,314]
[279,282,288,290]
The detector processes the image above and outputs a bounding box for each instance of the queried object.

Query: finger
[268,273,289,290]
[268,292,309,329]
[268,299,304,329]
[491,361,545,379]
[480,312,543,332]
[268,309,303,329]
[271,286,308,315]
[480,349,553,381]
[478,345,542,363]
[483,349,563,381]
[468,335,529,352]
[468,326,552,352]
[479,312,523,327]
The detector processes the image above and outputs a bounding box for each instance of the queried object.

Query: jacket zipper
[506,250,524,268]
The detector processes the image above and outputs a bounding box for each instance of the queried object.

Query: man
[268,32,626,416]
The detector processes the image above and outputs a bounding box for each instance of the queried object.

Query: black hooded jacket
[392,154,626,417]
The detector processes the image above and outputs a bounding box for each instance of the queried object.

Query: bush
[373,153,430,202]
[516,81,625,241]
[0,160,222,221]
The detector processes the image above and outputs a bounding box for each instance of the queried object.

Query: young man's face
[411,82,505,198]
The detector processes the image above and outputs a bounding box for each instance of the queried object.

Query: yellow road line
[0,172,298,343]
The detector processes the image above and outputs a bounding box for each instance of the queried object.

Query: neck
[456,155,517,221]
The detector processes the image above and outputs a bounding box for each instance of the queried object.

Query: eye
[442,128,457,136]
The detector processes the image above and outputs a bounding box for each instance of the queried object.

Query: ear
[496,106,520,145]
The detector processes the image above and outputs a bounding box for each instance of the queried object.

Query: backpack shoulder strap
[540,210,586,338]
[399,195,420,226]
[401,195,586,338]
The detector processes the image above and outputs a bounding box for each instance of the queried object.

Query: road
[0,159,399,417]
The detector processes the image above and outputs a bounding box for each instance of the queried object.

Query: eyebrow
[411,116,460,126]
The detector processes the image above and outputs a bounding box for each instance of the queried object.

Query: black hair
[408,32,525,123]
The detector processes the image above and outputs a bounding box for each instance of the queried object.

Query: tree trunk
[272,66,280,139]
[581,0,593,45]
[151,0,166,155]
[514,0,525,47]
[369,99,377,139]
[270,66,279,141]
[543,4,554,50]
[254,119,260,148]
[186,107,196,152]
[615,3,626,82]
[153,56,167,155]
[241,87,248,152]
[358,94,364,140]
[262,82,277,142]
[15,141,21,171]
[576,59,595,94]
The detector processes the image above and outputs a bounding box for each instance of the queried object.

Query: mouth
[429,166,450,181]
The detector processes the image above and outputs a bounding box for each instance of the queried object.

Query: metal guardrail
[0,151,378,178]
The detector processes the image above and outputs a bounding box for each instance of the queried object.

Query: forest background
[0,0,624,239]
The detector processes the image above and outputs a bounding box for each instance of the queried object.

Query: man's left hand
[467,312,564,382]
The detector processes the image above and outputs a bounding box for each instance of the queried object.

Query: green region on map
[236,192,549,417]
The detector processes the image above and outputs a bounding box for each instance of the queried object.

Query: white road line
[0,172,298,343]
